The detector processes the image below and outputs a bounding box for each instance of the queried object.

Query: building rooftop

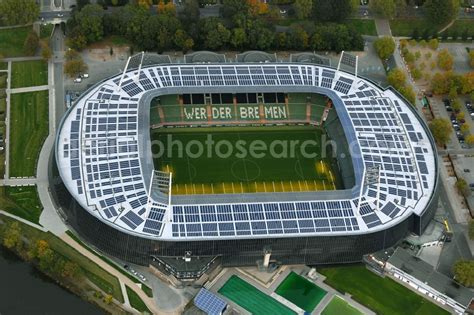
[388,248,473,307]
[55,62,437,240]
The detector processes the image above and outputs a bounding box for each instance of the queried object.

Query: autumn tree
[429,118,452,146]
[40,41,52,61]
[428,38,439,50]
[453,260,474,288]
[437,49,454,71]
[2,222,21,250]
[466,134,474,146]
[387,68,406,90]
[374,36,395,60]
[157,0,176,15]
[137,0,152,9]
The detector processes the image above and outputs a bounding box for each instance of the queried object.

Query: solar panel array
[194,288,227,315]
[57,63,436,239]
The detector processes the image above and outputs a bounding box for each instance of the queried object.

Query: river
[0,246,104,315]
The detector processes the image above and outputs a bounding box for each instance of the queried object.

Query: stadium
[52,52,439,282]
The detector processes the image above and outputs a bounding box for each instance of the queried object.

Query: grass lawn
[0,26,31,57]
[9,91,49,177]
[152,125,341,194]
[219,275,295,315]
[126,285,151,313]
[11,60,48,88]
[275,272,327,312]
[142,284,153,298]
[0,63,7,70]
[389,19,438,37]
[0,73,6,88]
[319,265,449,315]
[0,214,124,302]
[441,19,474,36]
[345,19,377,36]
[0,186,43,224]
[321,296,363,315]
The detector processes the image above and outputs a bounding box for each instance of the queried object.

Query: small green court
[321,296,363,315]
[275,272,327,312]
[218,275,295,315]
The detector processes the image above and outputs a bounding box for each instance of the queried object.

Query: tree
[369,0,396,19]
[437,49,454,71]
[293,0,312,19]
[429,118,452,146]
[23,31,39,56]
[157,0,176,15]
[424,0,459,27]
[466,134,474,146]
[64,59,88,78]
[137,0,152,9]
[374,36,395,60]
[205,22,230,50]
[456,111,465,121]
[221,0,250,26]
[179,0,200,25]
[460,124,470,135]
[73,4,105,45]
[2,222,21,250]
[61,261,81,280]
[174,30,193,53]
[387,68,406,90]
[399,85,416,105]
[40,41,52,61]
[313,0,354,23]
[230,28,247,50]
[456,178,471,197]
[453,260,474,288]
[428,38,439,50]
[0,0,39,26]
[469,50,474,69]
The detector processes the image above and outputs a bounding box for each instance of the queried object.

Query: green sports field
[321,296,363,315]
[275,272,327,312]
[319,265,450,315]
[151,125,341,195]
[218,275,295,315]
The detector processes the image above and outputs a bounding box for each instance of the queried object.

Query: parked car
[446,106,452,112]
[73,77,82,83]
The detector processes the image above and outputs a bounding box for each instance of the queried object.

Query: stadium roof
[56,63,438,240]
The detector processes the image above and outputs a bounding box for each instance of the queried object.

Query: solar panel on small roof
[194,288,227,315]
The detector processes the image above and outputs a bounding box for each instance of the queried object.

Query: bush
[428,38,439,50]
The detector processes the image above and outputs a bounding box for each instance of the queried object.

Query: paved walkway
[375,19,392,37]
[60,233,167,315]
[0,178,36,186]
[5,61,11,179]
[10,85,50,94]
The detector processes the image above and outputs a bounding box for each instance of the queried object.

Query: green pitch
[219,275,296,315]
[321,296,363,315]
[275,272,327,312]
[151,125,341,195]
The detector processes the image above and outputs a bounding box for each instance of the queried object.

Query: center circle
[231,159,261,182]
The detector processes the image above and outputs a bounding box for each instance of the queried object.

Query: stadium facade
[52,57,439,281]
